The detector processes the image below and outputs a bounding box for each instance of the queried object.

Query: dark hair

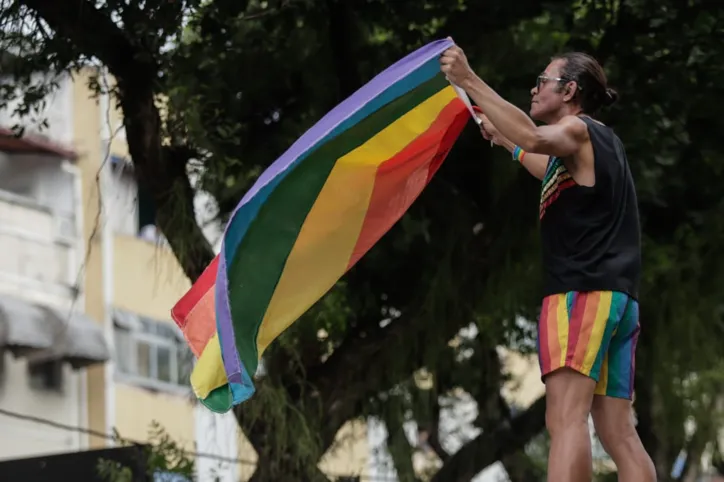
[553,52,618,114]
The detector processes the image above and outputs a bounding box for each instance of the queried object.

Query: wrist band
[512,145,526,163]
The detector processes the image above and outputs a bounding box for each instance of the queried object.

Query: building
[0,71,110,460]
[0,62,378,481]
[74,67,256,481]
[78,67,377,481]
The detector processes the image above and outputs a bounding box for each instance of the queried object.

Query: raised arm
[441,44,588,158]
[471,89,587,158]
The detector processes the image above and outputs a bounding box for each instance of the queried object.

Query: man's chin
[530,105,542,120]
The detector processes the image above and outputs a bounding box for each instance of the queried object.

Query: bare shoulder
[558,115,590,142]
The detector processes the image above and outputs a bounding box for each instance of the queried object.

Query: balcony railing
[0,189,76,301]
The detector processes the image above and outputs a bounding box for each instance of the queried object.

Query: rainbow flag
[171,38,475,413]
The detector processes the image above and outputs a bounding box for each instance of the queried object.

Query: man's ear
[563,81,578,102]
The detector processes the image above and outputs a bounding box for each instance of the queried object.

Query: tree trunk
[430,396,546,482]
[20,0,216,282]
[236,388,332,482]
[386,419,420,482]
[120,88,215,281]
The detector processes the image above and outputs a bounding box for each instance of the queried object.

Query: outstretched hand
[439,39,475,86]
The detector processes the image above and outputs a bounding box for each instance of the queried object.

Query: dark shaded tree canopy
[1,0,723,480]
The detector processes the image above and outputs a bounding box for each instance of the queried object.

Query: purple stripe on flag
[212,38,456,406]
[215,241,241,383]
[229,39,454,218]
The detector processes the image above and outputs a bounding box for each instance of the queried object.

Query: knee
[545,407,560,436]
[592,409,636,453]
[546,403,589,438]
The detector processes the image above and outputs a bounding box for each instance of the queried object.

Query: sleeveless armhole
[579,116,605,193]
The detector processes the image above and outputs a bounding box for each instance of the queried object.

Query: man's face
[530,59,569,123]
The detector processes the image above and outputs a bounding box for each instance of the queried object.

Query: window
[113,310,193,390]
[0,152,75,217]
[28,360,64,391]
[108,157,159,241]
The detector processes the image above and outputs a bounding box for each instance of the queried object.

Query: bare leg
[545,368,596,482]
[591,396,656,482]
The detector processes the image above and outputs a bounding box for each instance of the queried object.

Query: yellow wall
[97,82,373,481]
[112,234,190,321]
[106,77,130,160]
[111,234,196,447]
[72,67,108,449]
[115,385,195,449]
[318,421,369,478]
[499,347,545,409]
[238,435,258,481]
[112,233,260,479]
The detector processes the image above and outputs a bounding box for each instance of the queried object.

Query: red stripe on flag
[171,255,219,358]
[347,99,468,268]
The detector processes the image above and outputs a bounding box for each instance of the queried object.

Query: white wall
[0,152,76,217]
[0,154,77,294]
[194,404,240,482]
[0,353,83,460]
[0,195,84,460]
[0,71,86,461]
[189,169,223,252]
[366,417,398,480]
[106,165,139,237]
[0,72,74,145]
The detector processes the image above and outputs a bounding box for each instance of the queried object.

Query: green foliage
[145,421,196,478]
[3,0,724,479]
[97,422,195,482]
[97,459,134,482]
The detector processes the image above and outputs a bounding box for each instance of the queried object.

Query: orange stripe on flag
[171,255,219,358]
[347,99,467,268]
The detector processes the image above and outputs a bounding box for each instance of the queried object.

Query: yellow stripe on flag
[256,86,457,356]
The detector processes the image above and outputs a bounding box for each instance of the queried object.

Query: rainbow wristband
[512,145,526,163]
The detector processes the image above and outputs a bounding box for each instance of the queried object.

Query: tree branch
[153,146,215,280]
[21,0,215,281]
[304,170,540,449]
[385,418,420,482]
[20,0,153,78]
[430,395,547,482]
[593,1,708,65]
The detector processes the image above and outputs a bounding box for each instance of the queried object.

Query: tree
[0,0,215,280]
[1,0,556,479]
[3,0,724,480]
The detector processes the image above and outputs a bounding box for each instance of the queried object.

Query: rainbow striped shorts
[537,291,640,400]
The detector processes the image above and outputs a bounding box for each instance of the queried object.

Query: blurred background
[0,0,722,481]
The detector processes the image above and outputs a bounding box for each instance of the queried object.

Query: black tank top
[539,115,641,299]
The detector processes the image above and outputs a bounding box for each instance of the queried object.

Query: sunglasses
[536,75,583,92]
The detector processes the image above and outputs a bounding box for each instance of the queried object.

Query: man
[440,42,656,482]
